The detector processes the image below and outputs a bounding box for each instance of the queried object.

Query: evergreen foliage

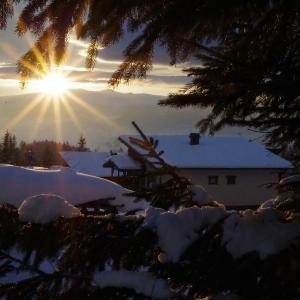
[0,0,14,29]
[0,131,18,165]
[77,135,89,152]
[276,177,300,215]
[1,202,300,299]
[0,131,78,167]
[160,1,300,150]
[42,143,54,167]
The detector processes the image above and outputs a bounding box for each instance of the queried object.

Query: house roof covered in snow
[119,135,293,169]
[60,151,114,177]
[103,152,142,170]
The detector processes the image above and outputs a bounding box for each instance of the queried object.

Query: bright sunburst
[35,73,71,97]
[1,33,121,140]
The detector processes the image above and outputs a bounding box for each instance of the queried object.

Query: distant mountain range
[0,89,255,150]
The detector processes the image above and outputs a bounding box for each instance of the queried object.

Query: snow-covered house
[104,134,294,207]
[60,151,115,178]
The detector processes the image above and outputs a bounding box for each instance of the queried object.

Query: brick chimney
[189,133,200,145]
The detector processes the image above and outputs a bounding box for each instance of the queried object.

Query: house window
[208,176,218,185]
[227,175,236,185]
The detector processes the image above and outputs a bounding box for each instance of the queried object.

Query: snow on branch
[222,208,300,259]
[144,206,227,263]
[18,194,81,224]
[93,271,172,299]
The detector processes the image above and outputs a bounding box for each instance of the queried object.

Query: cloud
[0,63,19,81]
[0,62,15,71]
[0,62,14,68]
[68,38,190,94]
[0,34,191,96]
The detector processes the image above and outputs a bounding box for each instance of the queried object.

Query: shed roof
[103,152,142,170]
[60,151,114,177]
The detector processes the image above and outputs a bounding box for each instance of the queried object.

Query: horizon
[0,88,257,150]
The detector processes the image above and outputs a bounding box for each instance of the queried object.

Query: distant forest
[0,131,90,167]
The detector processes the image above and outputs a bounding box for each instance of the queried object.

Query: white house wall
[178,169,281,207]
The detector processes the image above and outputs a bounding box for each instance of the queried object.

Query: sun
[36,73,71,97]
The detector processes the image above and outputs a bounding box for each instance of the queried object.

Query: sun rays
[2,84,122,143]
[0,29,122,142]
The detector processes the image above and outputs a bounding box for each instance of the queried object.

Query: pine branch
[0,250,48,276]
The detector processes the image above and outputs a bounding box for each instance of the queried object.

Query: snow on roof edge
[59,151,115,177]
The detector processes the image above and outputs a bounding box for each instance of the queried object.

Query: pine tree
[159,7,300,150]
[8,134,18,164]
[0,141,2,163]
[0,0,15,29]
[18,141,28,166]
[26,149,35,166]
[62,141,72,151]
[77,135,88,152]
[42,143,54,167]
[2,131,11,163]
[12,135,19,164]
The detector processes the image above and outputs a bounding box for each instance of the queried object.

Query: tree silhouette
[0,1,14,29]
[0,131,18,164]
[1,131,11,163]
[77,135,88,152]
[42,143,54,167]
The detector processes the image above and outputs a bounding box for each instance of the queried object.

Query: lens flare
[35,73,71,97]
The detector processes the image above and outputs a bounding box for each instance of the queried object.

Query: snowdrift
[0,165,147,212]
[18,194,81,224]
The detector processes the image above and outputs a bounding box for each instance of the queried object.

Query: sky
[0,6,190,97]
